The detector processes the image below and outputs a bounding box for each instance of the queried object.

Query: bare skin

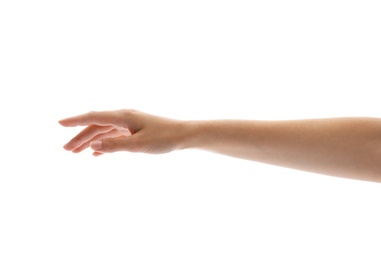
[59,109,381,183]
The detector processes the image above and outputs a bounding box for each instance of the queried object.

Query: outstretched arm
[184,118,381,183]
[59,109,381,183]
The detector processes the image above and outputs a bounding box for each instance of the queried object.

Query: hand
[59,109,188,156]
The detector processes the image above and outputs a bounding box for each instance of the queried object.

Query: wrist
[177,120,206,150]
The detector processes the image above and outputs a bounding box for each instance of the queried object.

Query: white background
[1,1,381,259]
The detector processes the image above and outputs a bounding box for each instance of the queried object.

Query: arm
[183,118,381,183]
[59,110,381,183]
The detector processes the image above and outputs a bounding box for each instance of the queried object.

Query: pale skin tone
[59,109,381,183]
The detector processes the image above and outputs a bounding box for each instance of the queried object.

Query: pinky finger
[93,152,104,157]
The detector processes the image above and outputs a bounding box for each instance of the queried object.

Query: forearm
[181,117,381,182]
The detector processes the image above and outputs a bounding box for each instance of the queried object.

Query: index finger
[59,111,123,127]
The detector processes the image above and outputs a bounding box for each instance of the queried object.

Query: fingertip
[63,144,71,151]
[58,118,67,124]
[58,119,77,127]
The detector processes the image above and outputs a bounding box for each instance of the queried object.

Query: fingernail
[90,141,102,150]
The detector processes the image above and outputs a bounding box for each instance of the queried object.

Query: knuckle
[126,138,143,153]
[120,109,138,128]
[122,108,140,116]
[109,138,120,147]
[68,135,84,148]
[121,109,134,117]
[104,138,119,150]
[73,136,84,144]
[128,138,147,153]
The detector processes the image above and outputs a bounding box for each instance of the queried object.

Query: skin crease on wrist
[59,109,381,183]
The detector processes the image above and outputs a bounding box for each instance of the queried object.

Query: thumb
[90,136,139,153]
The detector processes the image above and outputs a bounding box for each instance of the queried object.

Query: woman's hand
[59,109,188,156]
